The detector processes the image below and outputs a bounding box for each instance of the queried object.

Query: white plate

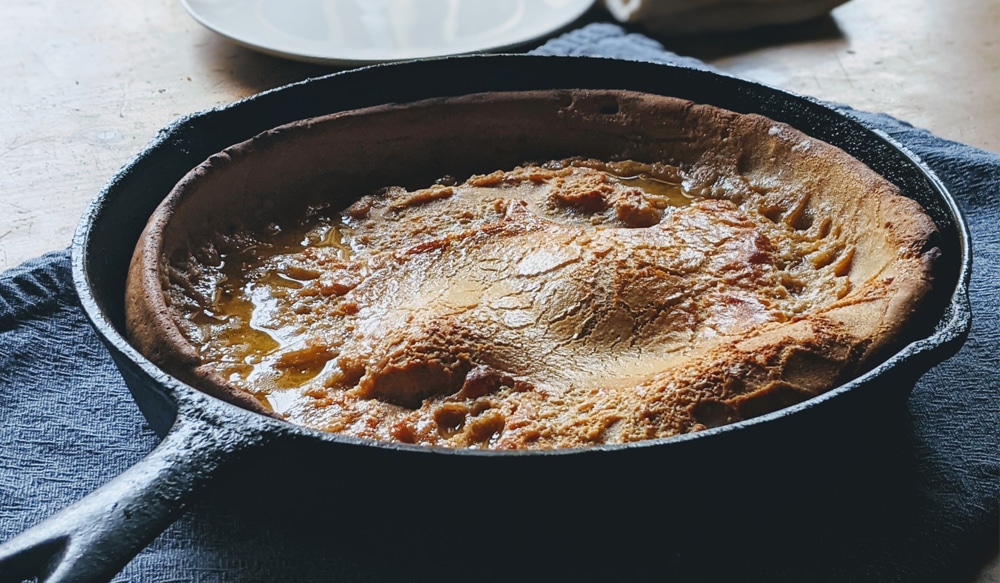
[181,0,596,65]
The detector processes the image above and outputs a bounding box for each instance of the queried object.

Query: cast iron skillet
[0,55,972,583]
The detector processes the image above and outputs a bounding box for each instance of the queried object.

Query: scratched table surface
[0,0,997,579]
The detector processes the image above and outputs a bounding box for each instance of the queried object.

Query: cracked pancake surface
[125,90,938,449]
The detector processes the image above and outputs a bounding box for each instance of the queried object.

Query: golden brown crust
[124,89,938,448]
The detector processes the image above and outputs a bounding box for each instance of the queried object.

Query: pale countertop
[1,0,998,272]
[0,0,997,579]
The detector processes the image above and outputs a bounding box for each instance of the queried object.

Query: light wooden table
[1,0,996,579]
[1,0,998,272]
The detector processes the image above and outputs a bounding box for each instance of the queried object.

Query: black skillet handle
[0,415,257,583]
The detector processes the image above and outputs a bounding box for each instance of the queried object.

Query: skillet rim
[69,53,974,458]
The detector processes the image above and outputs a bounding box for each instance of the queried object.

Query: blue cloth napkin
[2,23,997,582]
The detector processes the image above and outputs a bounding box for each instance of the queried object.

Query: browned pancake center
[166,158,871,448]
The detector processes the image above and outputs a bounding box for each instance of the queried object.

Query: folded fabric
[1,22,997,583]
[603,0,850,36]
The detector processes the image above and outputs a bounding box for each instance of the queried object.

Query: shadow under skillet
[156,400,988,583]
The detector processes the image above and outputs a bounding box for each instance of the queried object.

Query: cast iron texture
[0,55,972,583]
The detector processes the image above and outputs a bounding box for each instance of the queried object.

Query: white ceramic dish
[181,0,596,65]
